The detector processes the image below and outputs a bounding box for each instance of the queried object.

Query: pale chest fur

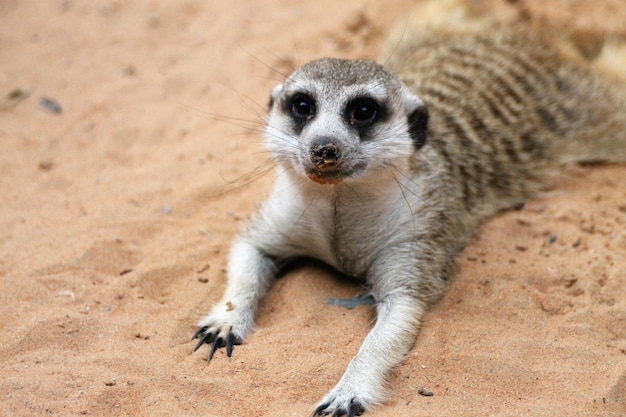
[254,170,420,278]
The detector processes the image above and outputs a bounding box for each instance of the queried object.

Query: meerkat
[191,1,626,415]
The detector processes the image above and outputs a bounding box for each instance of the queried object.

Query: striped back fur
[386,29,626,216]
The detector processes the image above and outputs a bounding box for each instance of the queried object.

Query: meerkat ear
[268,84,283,111]
[401,87,429,149]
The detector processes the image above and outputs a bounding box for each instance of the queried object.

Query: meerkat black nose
[309,139,342,168]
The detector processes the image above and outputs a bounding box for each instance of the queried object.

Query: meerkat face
[264,58,429,185]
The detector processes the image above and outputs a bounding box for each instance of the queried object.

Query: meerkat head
[264,58,428,185]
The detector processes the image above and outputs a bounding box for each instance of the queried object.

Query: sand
[1,0,625,416]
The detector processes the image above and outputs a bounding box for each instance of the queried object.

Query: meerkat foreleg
[193,236,279,359]
[313,251,435,416]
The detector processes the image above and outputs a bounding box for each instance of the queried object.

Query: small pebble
[38,160,54,171]
[2,88,30,109]
[418,387,434,397]
[39,96,63,114]
[326,293,376,309]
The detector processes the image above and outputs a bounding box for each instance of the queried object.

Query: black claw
[193,330,214,352]
[312,399,364,417]
[208,336,224,361]
[191,326,208,341]
[312,403,330,417]
[192,325,241,360]
[347,399,364,417]
[226,332,234,357]
[331,409,345,417]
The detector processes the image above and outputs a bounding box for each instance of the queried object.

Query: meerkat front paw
[312,368,386,417]
[191,302,254,360]
[312,396,366,417]
[191,323,241,360]
[312,384,371,417]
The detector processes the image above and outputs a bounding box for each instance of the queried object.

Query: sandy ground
[1,1,626,416]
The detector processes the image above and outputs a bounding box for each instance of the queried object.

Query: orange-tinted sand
[1,1,625,416]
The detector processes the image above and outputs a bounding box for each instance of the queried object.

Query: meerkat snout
[306,139,346,184]
[309,139,342,169]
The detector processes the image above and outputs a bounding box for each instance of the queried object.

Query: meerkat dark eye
[347,98,382,125]
[289,93,315,119]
